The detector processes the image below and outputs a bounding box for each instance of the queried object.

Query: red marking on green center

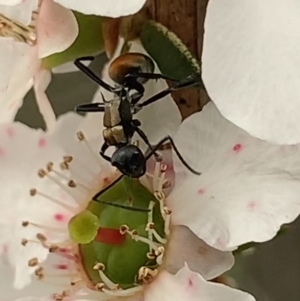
[95,227,125,245]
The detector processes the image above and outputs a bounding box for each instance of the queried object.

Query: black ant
[74,53,201,210]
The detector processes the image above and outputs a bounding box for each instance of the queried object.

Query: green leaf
[140,20,202,82]
[42,12,104,69]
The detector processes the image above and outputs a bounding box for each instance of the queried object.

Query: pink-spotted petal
[37,0,78,58]
[53,0,146,17]
[0,38,38,122]
[0,0,38,25]
[165,226,234,280]
[145,266,255,301]
[0,123,73,288]
[169,102,300,251]
[203,0,300,144]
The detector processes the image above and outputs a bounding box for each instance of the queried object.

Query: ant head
[111,145,146,178]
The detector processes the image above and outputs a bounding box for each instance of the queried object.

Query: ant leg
[100,142,111,162]
[133,125,161,161]
[146,135,201,176]
[92,199,150,212]
[74,57,116,93]
[123,77,145,106]
[126,72,180,83]
[93,174,151,212]
[138,74,201,108]
[92,175,150,212]
[75,102,105,113]
[93,174,123,199]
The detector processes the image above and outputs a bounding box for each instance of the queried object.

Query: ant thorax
[102,94,121,126]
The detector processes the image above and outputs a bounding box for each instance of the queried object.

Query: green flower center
[68,176,167,293]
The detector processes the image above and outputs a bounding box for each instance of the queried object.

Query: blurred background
[14,52,300,301]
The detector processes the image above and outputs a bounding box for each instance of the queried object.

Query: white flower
[1,38,300,301]
[202,0,300,144]
[52,0,147,18]
[0,261,254,301]
[170,102,300,250]
[0,0,78,128]
[0,49,235,299]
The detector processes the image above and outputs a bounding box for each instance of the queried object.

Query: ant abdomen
[109,53,155,85]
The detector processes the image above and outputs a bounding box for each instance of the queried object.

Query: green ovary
[70,176,166,290]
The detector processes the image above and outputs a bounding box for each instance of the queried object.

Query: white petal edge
[145,265,255,301]
[37,0,78,58]
[0,262,58,299]
[0,38,38,122]
[169,102,300,251]
[33,69,56,132]
[0,0,38,25]
[165,225,234,280]
[0,0,23,5]
[53,0,146,17]
[0,122,73,288]
[202,0,300,144]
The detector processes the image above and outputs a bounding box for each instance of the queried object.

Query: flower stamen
[28,257,39,267]
[48,162,91,192]
[0,12,37,45]
[93,263,118,290]
[22,220,65,233]
[38,168,78,200]
[146,201,155,252]
[29,188,77,213]
[137,267,158,285]
[123,225,159,250]
[76,131,103,168]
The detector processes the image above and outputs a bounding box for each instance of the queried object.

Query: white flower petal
[0,122,72,288]
[37,0,78,58]
[145,266,255,301]
[0,0,23,5]
[169,102,300,251]
[12,299,50,301]
[203,0,300,144]
[0,38,38,122]
[33,69,56,132]
[0,0,38,25]
[165,226,234,280]
[53,0,146,17]
[0,262,57,299]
